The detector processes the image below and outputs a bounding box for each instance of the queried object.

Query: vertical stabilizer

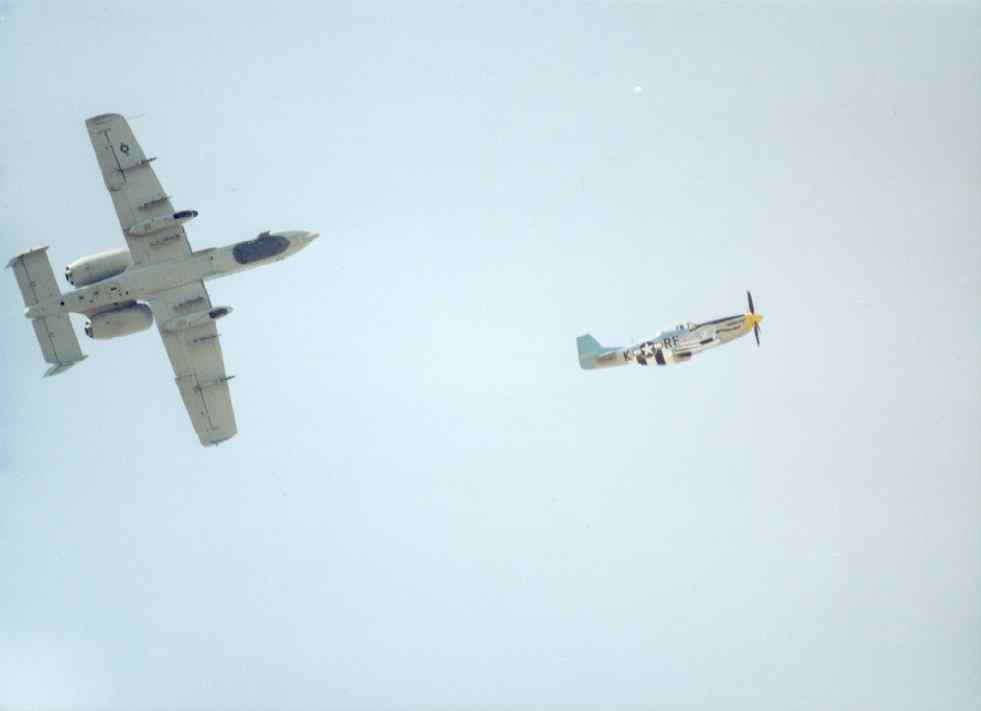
[7,247,87,376]
[576,333,607,370]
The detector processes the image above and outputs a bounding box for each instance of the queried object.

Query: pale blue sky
[2,2,979,709]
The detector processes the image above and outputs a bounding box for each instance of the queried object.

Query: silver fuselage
[589,314,756,369]
[25,231,316,320]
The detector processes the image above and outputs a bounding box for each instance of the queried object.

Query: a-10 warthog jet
[7,113,318,446]
[577,292,764,370]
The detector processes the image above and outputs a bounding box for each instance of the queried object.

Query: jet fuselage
[25,230,317,320]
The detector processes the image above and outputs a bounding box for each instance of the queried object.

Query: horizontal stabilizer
[33,317,87,376]
[7,246,60,306]
[8,247,87,376]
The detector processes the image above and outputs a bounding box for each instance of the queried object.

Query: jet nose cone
[280,230,319,250]
[287,230,317,244]
[271,230,320,244]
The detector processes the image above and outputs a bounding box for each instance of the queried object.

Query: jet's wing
[148,282,237,446]
[85,113,192,266]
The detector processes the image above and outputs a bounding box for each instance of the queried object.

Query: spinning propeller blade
[747,290,761,347]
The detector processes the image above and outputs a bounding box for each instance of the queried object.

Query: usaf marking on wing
[577,292,764,370]
[7,113,318,446]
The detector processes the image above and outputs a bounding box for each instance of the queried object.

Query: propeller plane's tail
[577,333,609,369]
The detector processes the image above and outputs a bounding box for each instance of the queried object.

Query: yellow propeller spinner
[744,312,764,328]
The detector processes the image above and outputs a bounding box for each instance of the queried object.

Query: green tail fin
[576,334,605,370]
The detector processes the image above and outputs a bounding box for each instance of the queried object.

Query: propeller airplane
[577,292,764,370]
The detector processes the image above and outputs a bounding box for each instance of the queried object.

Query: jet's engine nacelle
[65,248,132,287]
[127,210,199,237]
[161,305,233,333]
[84,303,154,339]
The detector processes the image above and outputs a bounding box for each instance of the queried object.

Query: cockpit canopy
[232,232,290,264]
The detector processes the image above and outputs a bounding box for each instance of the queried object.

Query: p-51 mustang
[7,113,318,446]
[577,292,764,370]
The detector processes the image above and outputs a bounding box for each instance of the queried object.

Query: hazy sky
[2,2,979,709]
